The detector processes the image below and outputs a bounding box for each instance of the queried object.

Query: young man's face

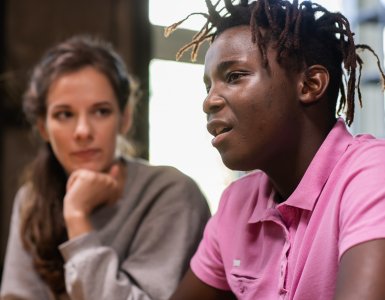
[203,25,303,172]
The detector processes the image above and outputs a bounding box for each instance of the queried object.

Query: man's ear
[120,105,133,135]
[298,65,329,104]
[37,118,49,141]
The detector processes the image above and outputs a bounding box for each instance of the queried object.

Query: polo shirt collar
[249,118,353,223]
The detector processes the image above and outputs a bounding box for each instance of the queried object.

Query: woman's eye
[205,85,211,93]
[95,107,112,117]
[53,111,72,120]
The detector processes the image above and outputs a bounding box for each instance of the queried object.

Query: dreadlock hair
[165,0,385,126]
[21,35,131,297]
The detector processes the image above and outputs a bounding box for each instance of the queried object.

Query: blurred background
[0,0,384,278]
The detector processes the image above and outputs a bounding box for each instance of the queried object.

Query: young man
[166,0,385,299]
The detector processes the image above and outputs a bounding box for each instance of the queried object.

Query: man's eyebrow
[203,60,242,83]
[217,60,240,73]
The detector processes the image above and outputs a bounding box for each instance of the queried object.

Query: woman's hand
[63,162,125,239]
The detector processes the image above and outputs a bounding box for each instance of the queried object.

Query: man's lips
[207,119,232,147]
[207,119,232,137]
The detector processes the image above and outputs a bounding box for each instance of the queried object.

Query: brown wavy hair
[20,35,131,296]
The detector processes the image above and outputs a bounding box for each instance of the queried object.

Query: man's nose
[203,87,225,115]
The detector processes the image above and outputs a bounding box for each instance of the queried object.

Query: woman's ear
[37,118,49,141]
[298,65,330,104]
[120,105,133,135]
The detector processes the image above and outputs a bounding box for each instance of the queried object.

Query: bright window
[149,60,238,212]
[149,0,342,30]
[149,0,213,31]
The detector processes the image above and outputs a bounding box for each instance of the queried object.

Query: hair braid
[166,0,385,125]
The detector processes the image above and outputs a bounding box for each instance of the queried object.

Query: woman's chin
[66,162,111,174]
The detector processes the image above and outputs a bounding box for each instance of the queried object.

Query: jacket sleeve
[0,187,51,300]
[59,168,211,300]
[60,232,153,300]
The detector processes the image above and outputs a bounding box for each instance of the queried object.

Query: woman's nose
[74,115,93,141]
[203,88,225,115]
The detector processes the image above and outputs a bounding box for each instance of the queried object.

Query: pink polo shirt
[191,119,385,299]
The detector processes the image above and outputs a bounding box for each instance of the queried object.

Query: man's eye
[205,85,211,93]
[227,72,243,83]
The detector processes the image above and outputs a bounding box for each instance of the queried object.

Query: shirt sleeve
[59,232,152,300]
[59,170,211,300]
[190,189,232,291]
[0,186,51,300]
[338,142,385,259]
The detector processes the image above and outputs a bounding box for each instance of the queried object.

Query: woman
[0,35,211,300]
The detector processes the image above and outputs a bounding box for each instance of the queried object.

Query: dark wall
[0,0,151,275]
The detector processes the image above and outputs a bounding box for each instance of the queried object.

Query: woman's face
[39,66,123,174]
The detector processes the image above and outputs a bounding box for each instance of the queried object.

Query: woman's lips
[71,149,101,160]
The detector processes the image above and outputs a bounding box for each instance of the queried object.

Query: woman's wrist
[64,211,93,239]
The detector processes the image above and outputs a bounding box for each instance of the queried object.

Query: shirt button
[67,264,77,282]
